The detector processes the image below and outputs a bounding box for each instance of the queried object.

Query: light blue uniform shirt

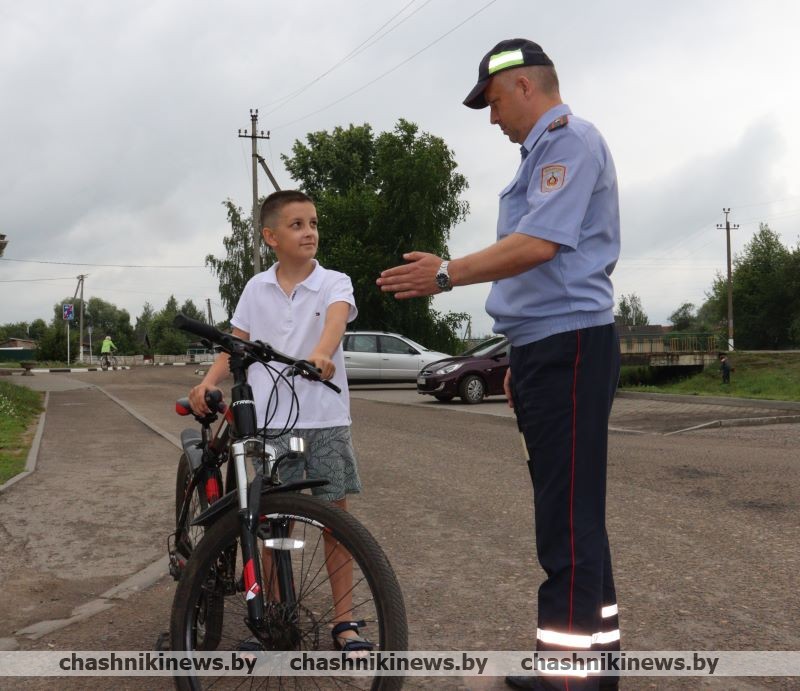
[485,104,620,346]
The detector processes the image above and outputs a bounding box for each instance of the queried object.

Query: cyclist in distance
[100,335,117,364]
[187,190,370,652]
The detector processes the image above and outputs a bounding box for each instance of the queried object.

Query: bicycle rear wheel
[170,493,407,690]
[174,456,221,569]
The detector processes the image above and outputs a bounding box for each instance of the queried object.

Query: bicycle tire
[174,455,219,566]
[170,493,407,690]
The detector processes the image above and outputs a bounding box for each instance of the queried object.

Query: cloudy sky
[3,0,800,340]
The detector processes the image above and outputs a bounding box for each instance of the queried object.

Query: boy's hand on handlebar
[307,352,335,380]
[189,383,222,415]
[504,368,514,409]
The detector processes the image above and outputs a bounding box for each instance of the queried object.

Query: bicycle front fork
[231,439,267,626]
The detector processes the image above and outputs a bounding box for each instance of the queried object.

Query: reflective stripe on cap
[488,49,524,74]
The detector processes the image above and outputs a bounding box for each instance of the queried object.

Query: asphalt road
[2,369,799,690]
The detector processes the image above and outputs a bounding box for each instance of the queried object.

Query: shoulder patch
[541,165,566,193]
[547,115,569,132]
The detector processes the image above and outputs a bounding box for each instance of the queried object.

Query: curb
[665,414,800,436]
[94,384,182,450]
[0,391,49,493]
[14,557,170,640]
[7,386,181,644]
[30,367,132,373]
[616,390,800,411]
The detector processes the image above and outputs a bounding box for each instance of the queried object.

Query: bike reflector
[205,477,220,503]
[175,398,192,416]
[263,538,305,550]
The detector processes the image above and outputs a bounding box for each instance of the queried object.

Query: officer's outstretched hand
[504,368,514,409]
[377,252,443,299]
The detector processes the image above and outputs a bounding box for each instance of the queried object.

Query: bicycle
[99,353,118,369]
[168,314,408,690]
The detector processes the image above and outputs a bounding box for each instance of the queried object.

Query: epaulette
[547,114,569,132]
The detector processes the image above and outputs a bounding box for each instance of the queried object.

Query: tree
[135,302,155,354]
[206,201,272,319]
[84,297,136,353]
[615,293,649,327]
[668,302,696,331]
[703,223,793,348]
[36,297,135,360]
[281,119,470,353]
[149,296,191,354]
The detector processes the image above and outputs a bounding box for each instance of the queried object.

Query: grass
[0,380,45,484]
[621,351,800,401]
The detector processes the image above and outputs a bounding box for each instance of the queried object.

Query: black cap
[463,38,553,109]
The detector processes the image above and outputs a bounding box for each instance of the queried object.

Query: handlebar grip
[322,380,342,394]
[205,389,226,413]
[173,314,223,343]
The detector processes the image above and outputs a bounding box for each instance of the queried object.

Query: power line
[273,0,499,131]
[0,258,204,268]
[0,276,76,283]
[263,0,424,115]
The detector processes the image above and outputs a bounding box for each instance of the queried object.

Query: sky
[3,0,800,340]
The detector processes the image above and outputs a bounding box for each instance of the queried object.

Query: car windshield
[459,336,506,357]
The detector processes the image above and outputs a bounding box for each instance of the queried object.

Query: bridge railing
[620,333,718,354]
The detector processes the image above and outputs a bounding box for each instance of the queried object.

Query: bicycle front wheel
[170,493,407,690]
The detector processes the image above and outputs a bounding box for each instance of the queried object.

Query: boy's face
[262,201,318,262]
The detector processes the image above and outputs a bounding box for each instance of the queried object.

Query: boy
[188,190,367,651]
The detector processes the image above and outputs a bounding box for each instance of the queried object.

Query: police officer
[377,39,621,690]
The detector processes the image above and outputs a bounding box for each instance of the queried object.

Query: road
[1,369,798,689]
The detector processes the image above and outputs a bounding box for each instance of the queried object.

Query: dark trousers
[510,324,620,690]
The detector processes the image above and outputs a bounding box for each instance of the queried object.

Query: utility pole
[716,208,739,351]
[238,110,271,275]
[73,274,88,362]
[205,298,214,326]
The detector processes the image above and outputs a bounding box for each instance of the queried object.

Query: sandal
[331,620,374,652]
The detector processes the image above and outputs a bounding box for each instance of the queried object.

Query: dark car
[416,335,509,404]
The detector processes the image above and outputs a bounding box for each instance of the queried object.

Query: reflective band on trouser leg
[537,627,620,648]
[594,600,620,650]
[595,602,620,689]
[601,604,617,618]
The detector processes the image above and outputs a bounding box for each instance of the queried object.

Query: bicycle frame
[173,315,335,634]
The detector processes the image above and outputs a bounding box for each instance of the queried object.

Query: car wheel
[434,394,454,402]
[459,375,485,404]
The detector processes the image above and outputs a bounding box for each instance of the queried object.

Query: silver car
[342,331,450,381]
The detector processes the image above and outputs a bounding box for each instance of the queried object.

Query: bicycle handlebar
[173,314,341,394]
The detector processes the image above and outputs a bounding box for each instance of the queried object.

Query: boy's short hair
[259,190,314,230]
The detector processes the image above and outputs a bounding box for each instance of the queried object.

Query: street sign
[63,304,74,321]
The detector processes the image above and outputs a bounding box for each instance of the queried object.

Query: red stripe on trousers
[568,330,581,632]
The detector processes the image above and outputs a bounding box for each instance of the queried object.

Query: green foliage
[282,119,470,353]
[33,297,135,360]
[146,296,208,355]
[615,293,649,326]
[206,200,272,319]
[135,302,155,355]
[0,381,44,484]
[701,223,798,348]
[668,302,696,332]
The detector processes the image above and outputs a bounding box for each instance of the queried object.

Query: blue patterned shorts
[259,426,362,502]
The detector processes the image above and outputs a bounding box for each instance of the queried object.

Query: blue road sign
[63,304,74,321]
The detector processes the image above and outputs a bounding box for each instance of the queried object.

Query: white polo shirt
[231,261,357,429]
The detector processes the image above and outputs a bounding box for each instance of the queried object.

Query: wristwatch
[435,260,453,292]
